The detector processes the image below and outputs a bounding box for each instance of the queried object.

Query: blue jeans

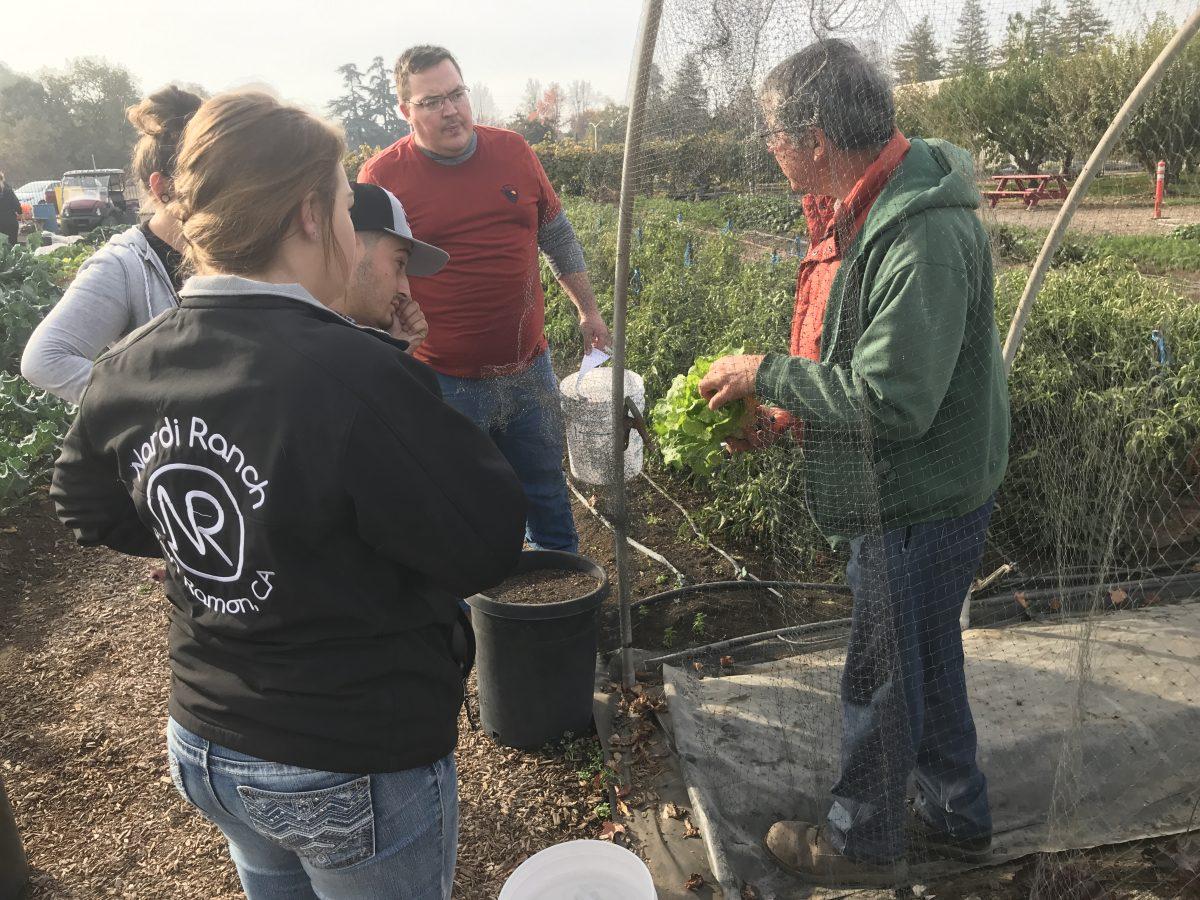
[826,498,994,864]
[435,349,578,552]
[166,718,457,899]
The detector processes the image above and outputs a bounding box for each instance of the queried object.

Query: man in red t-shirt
[359,45,608,553]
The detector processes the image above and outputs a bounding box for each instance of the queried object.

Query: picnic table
[982,173,1071,209]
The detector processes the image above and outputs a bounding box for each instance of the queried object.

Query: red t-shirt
[358,126,561,378]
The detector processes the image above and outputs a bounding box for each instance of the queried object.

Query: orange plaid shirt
[790,130,911,361]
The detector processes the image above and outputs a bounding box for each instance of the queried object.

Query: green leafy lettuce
[651,350,747,478]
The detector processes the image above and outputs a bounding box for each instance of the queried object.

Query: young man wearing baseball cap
[333,181,449,352]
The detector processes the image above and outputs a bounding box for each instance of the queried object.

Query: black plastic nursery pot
[0,774,28,900]
[467,550,609,750]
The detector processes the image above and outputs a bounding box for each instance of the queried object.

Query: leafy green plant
[691,612,707,638]
[662,626,677,649]
[0,234,107,507]
[651,351,748,478]
[0,375,72,509]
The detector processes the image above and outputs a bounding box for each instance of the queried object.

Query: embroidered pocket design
[238,775,375,869]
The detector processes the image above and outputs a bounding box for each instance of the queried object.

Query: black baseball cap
[350,182,449,276]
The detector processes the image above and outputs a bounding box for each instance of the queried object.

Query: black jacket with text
[51,291,527,773]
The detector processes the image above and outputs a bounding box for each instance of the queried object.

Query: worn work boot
[908,813,993,863]
[763,821,905,887]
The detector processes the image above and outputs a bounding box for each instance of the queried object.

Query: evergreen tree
[999,13,1036,64]
[894,16,944,84]
[665,53,710,138]
[947,0,991,76]
[327,64,373,147]
[1029,0,1062,59]
[1058,0,1111,55]
[365,56,407,140]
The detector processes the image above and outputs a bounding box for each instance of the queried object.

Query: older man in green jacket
[699,40,1009,886]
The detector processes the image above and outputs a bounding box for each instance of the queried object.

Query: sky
[5,0,1194,119]
[3,0,646,118]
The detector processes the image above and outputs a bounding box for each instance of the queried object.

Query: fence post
[612,0,665,690]
[1154,159,1166,219]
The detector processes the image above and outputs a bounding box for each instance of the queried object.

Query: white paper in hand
[575,347,612,392]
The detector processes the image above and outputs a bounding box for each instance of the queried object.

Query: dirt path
[985,201,1200,236]
[0,496,607,899]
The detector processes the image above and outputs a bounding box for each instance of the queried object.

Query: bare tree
[471,82,499,125]
[533,82,564,137]
[519,78,542,117]
[566,79,597,122]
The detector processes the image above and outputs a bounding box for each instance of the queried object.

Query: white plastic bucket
[498,839,657,899]
[559,368,646,486]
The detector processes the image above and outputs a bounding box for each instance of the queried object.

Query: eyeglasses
[756,127,792,143]
[408,86,471,112]
[756,117,820,148]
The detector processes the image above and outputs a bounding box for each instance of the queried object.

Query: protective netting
[537,0,1200,894]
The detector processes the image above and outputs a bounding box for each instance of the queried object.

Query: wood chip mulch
[0,497,609,899]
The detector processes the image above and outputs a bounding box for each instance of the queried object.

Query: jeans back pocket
[237,775,375,870]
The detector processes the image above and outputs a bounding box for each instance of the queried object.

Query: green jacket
[755,138,1010,543]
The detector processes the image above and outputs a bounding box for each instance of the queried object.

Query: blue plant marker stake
[722,218,733,234]
[631,267,643,295]
[635,226,643,246]
[794,235,804,256]
[684,241,693,268]
[1151,329,1172,367]
[677,212,683,225]
[771,250,780,266]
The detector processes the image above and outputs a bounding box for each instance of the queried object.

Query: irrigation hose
[631,571,1200,669]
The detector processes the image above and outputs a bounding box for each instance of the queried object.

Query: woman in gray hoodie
[21,86,203,404]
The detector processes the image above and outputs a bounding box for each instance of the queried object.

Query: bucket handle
[623,396,650,450]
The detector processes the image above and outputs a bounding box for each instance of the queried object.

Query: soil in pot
[486,569,599,605]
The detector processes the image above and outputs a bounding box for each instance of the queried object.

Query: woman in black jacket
[0,173,21,246]
[51,91,526,900]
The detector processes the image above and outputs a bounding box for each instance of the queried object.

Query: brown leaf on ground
[598,821,626,842]
[1049,596,1062,612]
[684,819,701,838]
[616,800,631,817]
[741,885,761,900]
[1110,587,1128,607]
[719,655,734,666]
[1014,857,1106,900]
[616,783,634,799]
[692,661,704,672]
[685,873,705,892]
[1014,591,1029,609]
[661,802,686,820]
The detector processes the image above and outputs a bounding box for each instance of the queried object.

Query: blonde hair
[126,86,204,194]
[170,91,347,276]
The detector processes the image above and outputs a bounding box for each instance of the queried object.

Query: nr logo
[146,464,245,583]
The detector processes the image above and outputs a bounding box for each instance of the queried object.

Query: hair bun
[127,85,203,137]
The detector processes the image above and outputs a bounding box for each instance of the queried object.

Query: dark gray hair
[762,39,894,152]
[394,45,463,101]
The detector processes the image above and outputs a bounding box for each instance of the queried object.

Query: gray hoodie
[21,226,179,404]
